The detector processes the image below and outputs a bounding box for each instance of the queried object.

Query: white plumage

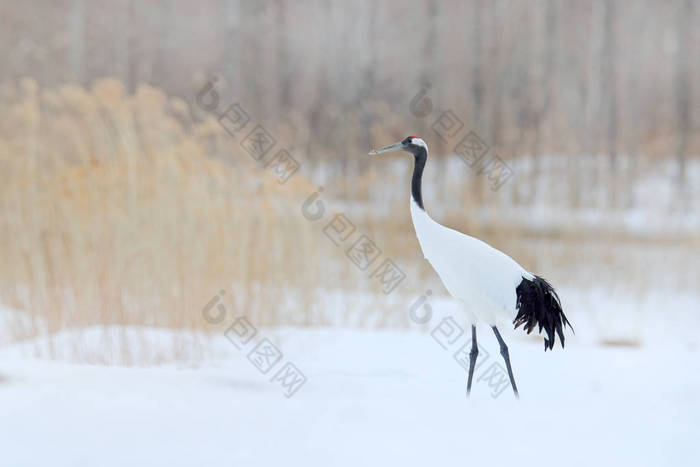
[410,198,533,326]
[370,135,572,398]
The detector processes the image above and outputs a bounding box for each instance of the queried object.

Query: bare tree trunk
[113,0,137,92]
[221,0,240,100]
[276,0,291,112]
[359,0,378,151]
[306,0,332,166]
[126,1,137,93]
[530,0,557,203]
[471,0,483,124]
[674,0,692,200]
[153,0,174,89]
[602,0,618,206]
[422,0,439,152]
[69,0,85,85]
[472,0,487,204]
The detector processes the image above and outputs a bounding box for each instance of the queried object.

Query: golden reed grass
[1,78,697,359]
[0,78,335,346]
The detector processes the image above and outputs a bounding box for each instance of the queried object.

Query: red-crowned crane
[369,136,573,398]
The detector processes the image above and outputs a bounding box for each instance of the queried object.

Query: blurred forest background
[1,0,698,361]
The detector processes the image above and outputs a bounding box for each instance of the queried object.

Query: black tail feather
[514,275,573,351]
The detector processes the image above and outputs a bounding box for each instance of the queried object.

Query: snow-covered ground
[1,326,699,466]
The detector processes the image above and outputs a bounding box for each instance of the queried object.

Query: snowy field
[1,326,699,467]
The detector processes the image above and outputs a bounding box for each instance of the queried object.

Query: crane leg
[466,325,478,397]
[492,326,519,399]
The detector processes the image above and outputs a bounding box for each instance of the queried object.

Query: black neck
[411,148,427,210]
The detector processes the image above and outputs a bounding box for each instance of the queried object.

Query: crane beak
[368,141,404,155]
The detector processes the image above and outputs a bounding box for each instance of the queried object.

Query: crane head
[369,136,428,156]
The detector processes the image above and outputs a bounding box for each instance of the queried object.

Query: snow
[1,327,699,466]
